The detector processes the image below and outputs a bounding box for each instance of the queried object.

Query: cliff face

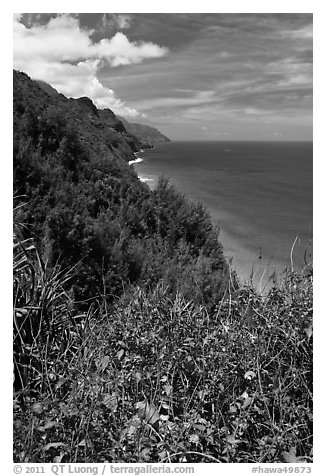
[98,109,125,133]
[35,79,65,98]
[31,74,139,160]
[98,109,141,152]
[35,77,170,151]
[13,69,227,307]
[118,116,171,148]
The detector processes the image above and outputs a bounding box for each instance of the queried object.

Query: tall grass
[13,223,312,463]
[13,202,87,404]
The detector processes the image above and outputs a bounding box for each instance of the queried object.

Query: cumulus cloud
[13,14,168,116]
[99,14,132,33]
[116,14,132,30]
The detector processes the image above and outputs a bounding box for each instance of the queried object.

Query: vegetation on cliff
[118,116,171,148]
[14,70,227,305]
[13,70,312,464]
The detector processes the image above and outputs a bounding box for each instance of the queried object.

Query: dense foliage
[118,115,171,148]
[13,70,228,305]
[13,70,312,464]
[13,236,312,463]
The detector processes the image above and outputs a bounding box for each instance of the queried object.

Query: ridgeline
[14,69,227,304]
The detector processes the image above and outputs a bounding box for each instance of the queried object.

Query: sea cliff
[13,69,312,465]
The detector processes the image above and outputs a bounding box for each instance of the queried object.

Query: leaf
[43,421,60,430]
[53,451,65,463]
[305,325,313,339]
[158,450,167,460]
[139,447,151,461]
[102,392,118,412]
[242,397,252,408]
[55,377,68,391]
[117,340,128,350]
[136,400,160,425]
[163,384,172,396]
[43,442,67,452]
[101,356,110,371]
[127,424,137,437]
[193,423,206,432]
[244,370,256,380]
[134,372,142,382]
[122,415,142,439]
[116,349,124,360]
[31,403,44,415]
[226,434,245,445]
[189,434,200,444]
[282,447,299,463]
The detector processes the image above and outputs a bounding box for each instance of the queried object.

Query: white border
[3,3,322,474]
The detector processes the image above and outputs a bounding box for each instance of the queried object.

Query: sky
[13,13,313,141]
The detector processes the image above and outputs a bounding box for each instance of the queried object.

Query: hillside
[13,69,312,465]
[118,116,171,148]
[35,78,170,149]
[35,79,65,98]
[13,69,228,303]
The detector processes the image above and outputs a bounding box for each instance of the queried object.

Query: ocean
[131,141,313,290]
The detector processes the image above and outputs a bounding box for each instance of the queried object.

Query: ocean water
[132,141,313,289]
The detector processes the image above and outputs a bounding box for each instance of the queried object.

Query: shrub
[14,261,312,463]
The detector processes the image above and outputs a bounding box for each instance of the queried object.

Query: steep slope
[118,116,171,148]
[34,76,140,155]
[35,79,65,98]
[36,78,167,150]
[13,69,228,305]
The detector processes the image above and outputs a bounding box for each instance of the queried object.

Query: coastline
[128,156,143,166]
[130,141,313,290]
[129,150,156,184]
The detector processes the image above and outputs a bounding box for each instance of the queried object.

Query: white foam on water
[128,157,144,165]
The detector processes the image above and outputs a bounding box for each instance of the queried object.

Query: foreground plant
[14,256,312,463]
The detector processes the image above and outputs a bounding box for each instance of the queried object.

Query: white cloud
[100,14,132,33]
[131,90,218,112]
[24,58,142,117]
[116,15,132,30]
[96,32,169,67]
[287,24,313,40]
[264,57,312,90]
[13,14,168,117]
